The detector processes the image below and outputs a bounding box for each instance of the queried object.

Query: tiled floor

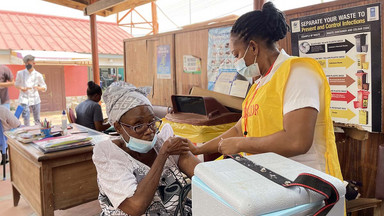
[0,162,101,216]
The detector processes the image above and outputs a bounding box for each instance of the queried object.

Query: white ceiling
[2,0,335,36]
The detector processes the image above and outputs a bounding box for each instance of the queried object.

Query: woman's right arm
[118,137,189,216]
[94,121,111,132]
[94,104,111,132]
[189,118,243,155]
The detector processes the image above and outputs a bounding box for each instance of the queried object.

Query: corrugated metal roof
[0,10,132,55]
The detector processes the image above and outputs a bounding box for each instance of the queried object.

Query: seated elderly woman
[93,82,200,216]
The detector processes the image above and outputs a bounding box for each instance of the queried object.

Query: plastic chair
[14,105,24,119]
[67,108,77,124]
[0,122,7,180]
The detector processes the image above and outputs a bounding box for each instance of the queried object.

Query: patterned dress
[93,124,192,216]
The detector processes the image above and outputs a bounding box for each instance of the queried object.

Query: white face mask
[120,125,157,153]
[234,44,260,78]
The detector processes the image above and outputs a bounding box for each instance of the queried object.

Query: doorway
[35,65,66,112]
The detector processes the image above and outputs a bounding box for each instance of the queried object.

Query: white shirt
[257,49,326,172]
[15,69,47,106]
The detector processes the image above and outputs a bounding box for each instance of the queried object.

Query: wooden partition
[124,33,176,106]
[175,29,209,94]
[124,0,384,204]
[124,21,235,106]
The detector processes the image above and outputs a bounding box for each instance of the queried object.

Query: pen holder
[41,128,52,138]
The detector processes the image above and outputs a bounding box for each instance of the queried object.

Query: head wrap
[103,82,152,124]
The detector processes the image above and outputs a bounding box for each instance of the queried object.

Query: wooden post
[90,0,100,85]
[151,1,159,34]
[254,0,265,10]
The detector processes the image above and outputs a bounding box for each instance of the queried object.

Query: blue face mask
[121,126,158,153]
[234,44,260,78]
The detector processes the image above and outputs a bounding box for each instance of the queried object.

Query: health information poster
[290,4,381,132]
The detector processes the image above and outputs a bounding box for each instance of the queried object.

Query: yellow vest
[241,57,343,180]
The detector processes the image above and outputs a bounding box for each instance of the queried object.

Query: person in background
[0,106,20,165]
[76,81,110,131]
[93,82,200,215]
[15,55,47,126]
[0,65,15,110]
[0,106,20,132]
[189,2,343,180]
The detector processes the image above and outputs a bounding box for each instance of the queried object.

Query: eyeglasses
[119,118,162,134]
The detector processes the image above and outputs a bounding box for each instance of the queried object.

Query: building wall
[5,64,89,110]
[64,66,88,97]
[64,65,88,109]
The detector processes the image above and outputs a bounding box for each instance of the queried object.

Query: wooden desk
[5,124,107,216]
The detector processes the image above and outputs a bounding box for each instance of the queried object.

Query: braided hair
[231,2,289,48]
[87,81,102,97]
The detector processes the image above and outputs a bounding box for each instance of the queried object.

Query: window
[99,67,125,90]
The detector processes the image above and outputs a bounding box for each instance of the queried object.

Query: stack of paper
[33,134,92,153]
[11,125,42,143]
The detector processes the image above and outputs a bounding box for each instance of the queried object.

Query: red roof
[0,10,132,55]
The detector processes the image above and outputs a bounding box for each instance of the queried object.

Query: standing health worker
[189,2,343,180]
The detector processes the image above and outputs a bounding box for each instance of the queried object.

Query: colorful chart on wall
[207,26,249,97]
[291,4,382,132]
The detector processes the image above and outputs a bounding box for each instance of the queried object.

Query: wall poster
[291,3,381,132]
[183,55,201,74]
[207,26,249,97]
[157,45,171,79]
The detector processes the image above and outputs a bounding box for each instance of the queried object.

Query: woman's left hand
[218,137,241,155]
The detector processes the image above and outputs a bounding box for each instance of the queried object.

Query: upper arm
[93,104,104,122]
[283,107,318,154]
[177,152,201,178]
[94,121,104,131]
[93,105,105,131]
[281,65,321,153]
[283,64,322,114]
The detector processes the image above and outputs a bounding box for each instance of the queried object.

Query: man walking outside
[0,65,14,110]
[15,55,47,126]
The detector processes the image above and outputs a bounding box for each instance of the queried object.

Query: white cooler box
[192,153,345,216]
